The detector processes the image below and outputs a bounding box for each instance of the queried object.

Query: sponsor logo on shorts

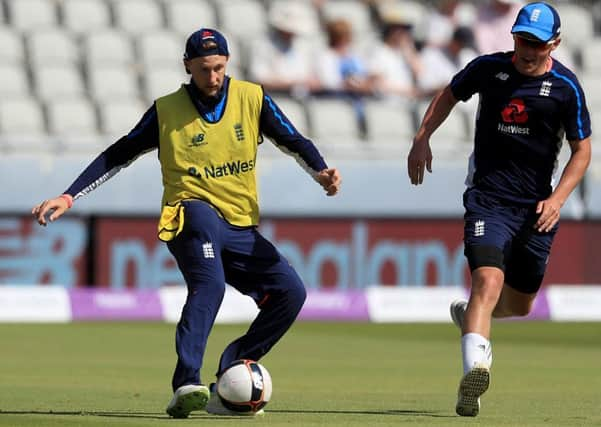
[202,242,215,259]
[474,220,485,237]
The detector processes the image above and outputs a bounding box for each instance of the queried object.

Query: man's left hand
[317,168,341,196]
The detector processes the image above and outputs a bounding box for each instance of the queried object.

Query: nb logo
[495,72,509,81]
[190,134,206,147]
[501,98,528,124]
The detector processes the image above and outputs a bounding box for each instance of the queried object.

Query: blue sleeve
[450,56,487,102]
[559,74,592,142]
[64,104,159,198]
[259,93,328,173]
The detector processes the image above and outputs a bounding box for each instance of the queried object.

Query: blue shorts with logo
[463,187,558,293]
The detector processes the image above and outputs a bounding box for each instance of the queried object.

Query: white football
[216,359,273,413]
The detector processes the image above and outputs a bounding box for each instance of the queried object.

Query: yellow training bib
[155,79,263,240]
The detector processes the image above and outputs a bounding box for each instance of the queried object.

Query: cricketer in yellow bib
[32,27,342,419]
[156,79,263,240]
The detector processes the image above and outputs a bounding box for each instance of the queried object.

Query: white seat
[580,38,601,74]
[62,0,111,33]
[365,100,415,143]
[143,66,187,101]
[270,96,309,136]
[164,0,217,36]
[137,31,182,68]
[320,1,374,37]
[84,30,134,66]
[33,64,86,101]
[0,98,45,134]
[27,29,79,65]
[216,0,267,39]
[555,3,594,49]
[7,0,58,31]
[0,63,30,98]
[112,0,164,35]
[306,98,361,141]
[88,65,140,102]
[0,98,50,152]
[0,28,25,63]
[46,98,98,136]
[98,98,147,137]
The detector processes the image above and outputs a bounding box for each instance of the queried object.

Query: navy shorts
[463,188,558,293]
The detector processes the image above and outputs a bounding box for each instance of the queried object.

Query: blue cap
[184,28,229,59]
[511,2,561,42]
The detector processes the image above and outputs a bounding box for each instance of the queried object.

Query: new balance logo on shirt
[202,242,215,258]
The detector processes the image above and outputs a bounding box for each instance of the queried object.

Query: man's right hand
[407,138,433,185]
[31,196,70,226]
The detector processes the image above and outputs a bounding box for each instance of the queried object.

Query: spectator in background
[313,19,372,96]
[313,19,374,136]
[422,0,463,48]
[367,12,421,104]
[474,0,523,53]
[417,26,478,105]
[248,2,319,98]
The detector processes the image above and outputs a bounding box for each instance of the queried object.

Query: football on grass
[217,359,272,413]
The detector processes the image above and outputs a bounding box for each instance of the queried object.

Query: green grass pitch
[0,321,599,426]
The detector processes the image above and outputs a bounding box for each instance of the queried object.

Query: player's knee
[472,276,504,307]
[287,279,307,310]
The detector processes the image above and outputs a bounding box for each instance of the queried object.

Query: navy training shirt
[450,52,591,204]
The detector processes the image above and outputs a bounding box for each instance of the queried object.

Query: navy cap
[511,2,561,42]
[184,28,229,60]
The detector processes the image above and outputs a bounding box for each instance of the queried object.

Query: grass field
[0,321,599,427]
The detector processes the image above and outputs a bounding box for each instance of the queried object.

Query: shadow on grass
[0,410,167,420]
[266,408,454,418]
[1,408,454,419]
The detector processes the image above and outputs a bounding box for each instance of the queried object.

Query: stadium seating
[62,0,112,34]
[46,98,98,137]
[98,98,146,137]
[88,64,140,102]
[215,0,267,39]
[27,29,79,65]
[0,0,598,171]
[0,63,29,98]
[6,0,58,31]
[137,31,184,68]
[555,3,595,50]
[143,66,187,102]
[112,0,164,35]
[0,27,25,63]
[164,0,217,37]
[0,98,49,152]
[84,30,135,66]
[33,64,86,101]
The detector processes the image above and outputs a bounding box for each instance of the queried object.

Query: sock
[461,333,492,374]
